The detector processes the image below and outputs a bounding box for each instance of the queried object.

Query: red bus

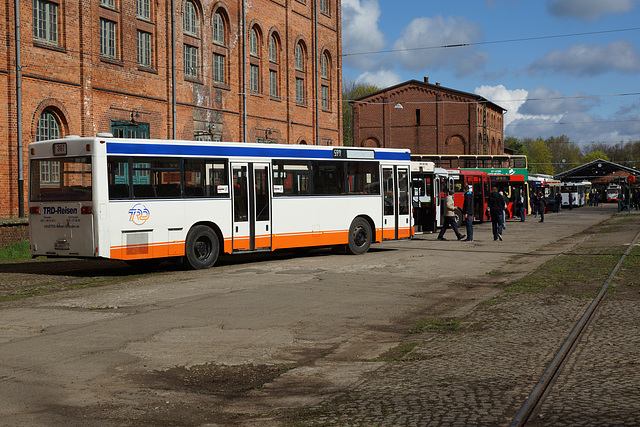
[445,169,491,224]
[489,174,529,219]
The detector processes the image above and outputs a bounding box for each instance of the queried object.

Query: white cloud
[530,41,640,76]
[354,70,402,89]
[547,0,635,21]
[391,16,488,77]
[474,85,529,127]
[341,0,387,69]
[518,87,595,116]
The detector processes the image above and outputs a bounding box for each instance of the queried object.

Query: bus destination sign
[52,142,67,156]
[333,148,375,160]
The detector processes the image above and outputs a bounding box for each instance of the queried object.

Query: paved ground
[0,204,638,426]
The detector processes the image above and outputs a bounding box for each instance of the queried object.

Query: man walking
[489,187,504,241]
[437,190,465,241]
[462,184,474,242]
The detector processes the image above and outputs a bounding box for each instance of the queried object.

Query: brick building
[351,77,505,156]
[1,0,342,217]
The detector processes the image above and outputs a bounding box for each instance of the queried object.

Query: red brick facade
[352,78,504,156]
[1,0,342,217]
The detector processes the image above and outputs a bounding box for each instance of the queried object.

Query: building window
[184,1,199,36]
[249,28,259,57]
[100,0,116,8]
[269,35,278,62]
[137,0,150,20]
[269,70,278,98]
[33,0,58,45]
[137,30,152,67]
[184,44,199,78]
[36,110,60,141]
[100,18,117,59]
[321,52,329,78]
[319,0,328,14]
[213,12,224,45]
[213,53,225,84]
[321,85,329,110]
[250,64,260,93]
[295,77,305,104]
[295,43,304,71]
[111,120,150,139]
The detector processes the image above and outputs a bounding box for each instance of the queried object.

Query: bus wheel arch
[184,223,221,269]
[346,216,373,255]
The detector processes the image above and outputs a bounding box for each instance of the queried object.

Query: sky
[341,0,640,147]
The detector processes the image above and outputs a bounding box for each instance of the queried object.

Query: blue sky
[341,0,640,147]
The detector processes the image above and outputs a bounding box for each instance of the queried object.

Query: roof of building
[555,159,640,180]
[350,79,507,113]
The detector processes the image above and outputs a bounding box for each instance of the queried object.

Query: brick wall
[353,80,504,156]
[1,0,342,218]
[0,219,29,248]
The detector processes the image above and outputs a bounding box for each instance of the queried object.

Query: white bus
[410,161,450,233]
[561,181,591,207]
[29,136,412,269]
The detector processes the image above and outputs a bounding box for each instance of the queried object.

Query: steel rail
[510,228,640,427]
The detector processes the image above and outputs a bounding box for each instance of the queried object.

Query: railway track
[510,228,640,427]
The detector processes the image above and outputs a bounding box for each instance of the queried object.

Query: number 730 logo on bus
[128,203,150,225]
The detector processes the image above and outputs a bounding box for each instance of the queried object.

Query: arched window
[213,12,225,45]
[295,43,304,71]
[184,1,199,36]
[321,52,329,78]
[249,28,259,57]
[268,33,280,98]
[36,110,60,141]
[269,34,278,62]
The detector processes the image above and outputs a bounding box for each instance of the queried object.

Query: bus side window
[108,157,130,199]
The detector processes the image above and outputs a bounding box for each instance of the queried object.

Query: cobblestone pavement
[291,212,640,426]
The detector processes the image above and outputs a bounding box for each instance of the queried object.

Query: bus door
[382,166,411,240]
[472,180,484,222]
[434,175,442,228]
[231,163,271,252]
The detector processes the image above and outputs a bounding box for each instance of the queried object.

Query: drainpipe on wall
[15,0,24,218]
[242,0,247,142]
[171,0,176,139]
[314,1,319,145]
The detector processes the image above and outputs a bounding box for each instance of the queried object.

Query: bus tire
[347,217,372,255]
[185,225,219,269]
[453,207,463,227]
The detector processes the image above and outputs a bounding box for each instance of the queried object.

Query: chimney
[424,77,429,83]
[436,82,441,86]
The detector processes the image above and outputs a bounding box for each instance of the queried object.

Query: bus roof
[30,137,412,162]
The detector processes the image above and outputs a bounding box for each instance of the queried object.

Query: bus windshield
[30,157,92,202]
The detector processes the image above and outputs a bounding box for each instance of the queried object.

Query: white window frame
[213,12,225,45]
[250,28,259,57]
[100,0,116,8]
[295,43,304,71]
[321,85,329,110]
[184,1,199,36]
[100,18,117,59]
[269,69,278,98]
[137,0,150,20]
[269,35,277,62]
[250,64,260,93]
[137,30,152,67]
[213,52,225,84]
[33,0,59,45]
[295,77,305,104]
[184,44,199,78]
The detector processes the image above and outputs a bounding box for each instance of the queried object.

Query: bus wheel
[185,225,219,269]
[347,218,372,255]
[454,208,463,227]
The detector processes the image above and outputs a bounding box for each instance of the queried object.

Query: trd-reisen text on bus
[29,136,413,269]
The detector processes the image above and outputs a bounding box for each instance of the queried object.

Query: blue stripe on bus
[105,142,410,161]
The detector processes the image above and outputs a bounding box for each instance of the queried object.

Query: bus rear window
[30,157,92,202]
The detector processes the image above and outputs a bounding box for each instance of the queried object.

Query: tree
[504,136,527,155]
[546,135,582,174]
[523,137,554,174]
[342,80,380,146]
[583,150,610,163]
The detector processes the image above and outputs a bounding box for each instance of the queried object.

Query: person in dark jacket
[537,191,547,223]
[488,187,504,241]
[462,184,474,242]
